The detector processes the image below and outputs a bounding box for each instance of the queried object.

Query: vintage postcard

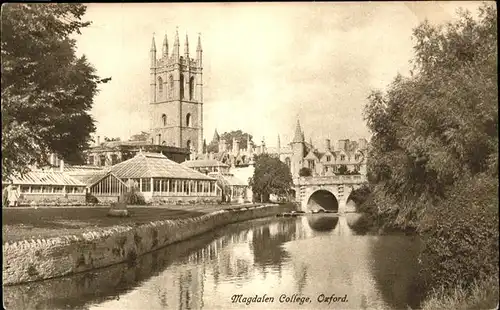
[2,2,498,310]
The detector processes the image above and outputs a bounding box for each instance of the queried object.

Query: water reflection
[306,215,339,232]
[4,217,424,310]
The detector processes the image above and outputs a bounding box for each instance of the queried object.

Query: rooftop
[109,152,215,180]
[3,170,85,187]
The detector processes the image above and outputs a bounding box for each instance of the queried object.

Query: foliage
[207,129,253,153]
[120,186,146,205]
[362,3,498,294]
[421,275,499,310]
[1,4,111,179]
[419,173,499,291]
[363,3,497,227]
[298,167,312,177]
[129,131,150,142]
[249,154,293,203]
[104,137,120,142]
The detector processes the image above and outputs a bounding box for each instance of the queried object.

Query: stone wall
[3,204,293,285]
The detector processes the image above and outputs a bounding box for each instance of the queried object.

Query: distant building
[83,139,189,167]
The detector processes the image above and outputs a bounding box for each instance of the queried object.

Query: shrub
[119,189,146,205]
[419,174,499,292]
[299,167,312,177]
[86,193,98,204]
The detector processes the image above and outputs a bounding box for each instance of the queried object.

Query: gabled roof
[110,152,214,180]
[304,150,320,160]
[3,170,85,187]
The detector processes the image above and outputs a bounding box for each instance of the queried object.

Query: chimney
[324,139,331,151]
[97,136,101,146]
[233,139,240,154]
[59,159,64,172]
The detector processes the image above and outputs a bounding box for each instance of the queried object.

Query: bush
[299,167,312,177]
[119,190,146,205]
[86,193,98,204]
[419,174,499,292]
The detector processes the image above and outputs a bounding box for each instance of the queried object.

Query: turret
[162,33,168,57]
[172,27,180,60]
[150,34,157,104]
[291,119,305,178]
[196,33,203,67]
[184,33,189,59]
[150,35,157,68]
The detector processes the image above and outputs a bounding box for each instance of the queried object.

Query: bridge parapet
[295,175,367,186]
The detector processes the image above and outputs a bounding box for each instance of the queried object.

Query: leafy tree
[363,3,498,291]
[299,167,312,177]
[363,3,497,228]
[1,3,110,178]
[249,154,293,202]
[337,165,348,175]
[104,137,121,142]
[206,130,253,153]
[129,131,150,142]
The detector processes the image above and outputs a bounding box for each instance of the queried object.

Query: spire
[196,32,203,67]
[173,27,180,59]
[292,119,304,143]
[162,33,168,56]
[212,129,219,142]
[197,33,202,52]
[150,34,156,52]
[184,33,189,56]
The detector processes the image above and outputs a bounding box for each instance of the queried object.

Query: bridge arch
[306,189,339,212]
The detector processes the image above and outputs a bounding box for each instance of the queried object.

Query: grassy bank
[421,276,499,310]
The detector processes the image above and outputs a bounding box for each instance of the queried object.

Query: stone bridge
[294,175,367,213]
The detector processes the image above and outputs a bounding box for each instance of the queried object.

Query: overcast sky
[74,2,485,147]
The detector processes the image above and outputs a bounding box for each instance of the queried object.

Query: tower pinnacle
[292,119,304,143]
[162,33,168,56]
[184,33,189,55]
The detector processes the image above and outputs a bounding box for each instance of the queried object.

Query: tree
[206,129,253,153]
[337,165,348,175]
[363,3,498,291]
[104,137,121,142]
[1,3,110,178]
[249,154,293,203]
[299,167,312,177]
[129,131,150,142]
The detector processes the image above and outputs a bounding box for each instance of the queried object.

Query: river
[3,214,425,310]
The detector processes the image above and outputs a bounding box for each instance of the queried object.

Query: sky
[74,1,487,147]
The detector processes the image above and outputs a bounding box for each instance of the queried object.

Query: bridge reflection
[306,215,339,232]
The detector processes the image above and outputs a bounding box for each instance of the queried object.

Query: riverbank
[3,203,295,285]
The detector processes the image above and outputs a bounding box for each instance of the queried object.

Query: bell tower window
[158,76,163,99]
[186,113,191,127]
[161,114,167,126]
[180,74,185,100]
[189,77,195,100]
[169,75,174,98]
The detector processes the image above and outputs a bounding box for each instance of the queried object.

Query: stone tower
[149,29,204,153]
[290,119,305,178]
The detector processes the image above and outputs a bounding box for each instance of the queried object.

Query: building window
[340,155,345,161]
[99,155,106,166]
[186,113,191,127]
[142,178,151,192]
[326,155,331,162]
[187,140,191,150]
[308,159,315,170]
[162,114,167,126]
[169,75,174,98]
[355,154,360,161]
[158,76,163,98]
[285,157,291,167]
[180,74,184,99]
[189,77,195,100]
[111,154,118,165]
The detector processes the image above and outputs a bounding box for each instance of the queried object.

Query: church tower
[149,29,204,154]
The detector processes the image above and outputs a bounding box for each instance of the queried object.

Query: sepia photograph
[2,2,498,309]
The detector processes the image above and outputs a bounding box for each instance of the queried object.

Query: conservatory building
[83,152,220,203]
